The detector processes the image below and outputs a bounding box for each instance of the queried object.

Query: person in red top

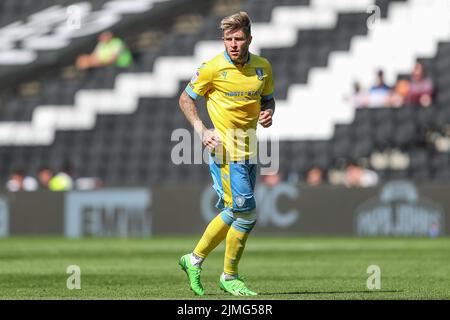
[407,62,434,107]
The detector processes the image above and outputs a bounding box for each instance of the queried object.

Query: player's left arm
[259,60,275,128]
[259,98,275,128]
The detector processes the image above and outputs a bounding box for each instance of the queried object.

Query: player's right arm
[179,62,221,149]
[178,91,220,150]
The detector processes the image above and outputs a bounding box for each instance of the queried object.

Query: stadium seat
[0,0,449,187]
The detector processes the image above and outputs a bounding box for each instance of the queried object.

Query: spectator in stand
[260,170,281,187]
[407,61,434,107]
[349,82,368,108]
[49,164,74,191]
[344,162,379,188]
[37,166,53,190]
[75,31,133,70]
[368,70,392,107]
[6,169,38,192]
[389,78,410,107]
[305,165,326,187]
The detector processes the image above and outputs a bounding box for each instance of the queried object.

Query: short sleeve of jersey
[261,61,274,101]
[185,62,214,100]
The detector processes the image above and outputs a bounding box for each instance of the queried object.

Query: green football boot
[219,274,258,296]
[178,254,205,296]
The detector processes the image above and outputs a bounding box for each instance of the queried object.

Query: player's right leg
[178,211,233,296]
[178,155,233,296]
[178,253,205,296]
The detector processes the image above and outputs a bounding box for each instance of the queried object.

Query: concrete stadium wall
[0,180,448,237]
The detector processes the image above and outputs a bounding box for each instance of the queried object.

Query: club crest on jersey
[191,71,200,83]
[235,196,245,207]
[222,71,227,79]
[255,68,264,81]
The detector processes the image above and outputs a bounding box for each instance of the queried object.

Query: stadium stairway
[260,0,450,141]
[0,0,410,145]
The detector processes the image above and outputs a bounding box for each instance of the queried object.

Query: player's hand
[259,109,273,128]
[202,129,221,150]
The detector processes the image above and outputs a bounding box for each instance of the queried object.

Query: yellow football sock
[224,227,249,276]
[193,214,231,259]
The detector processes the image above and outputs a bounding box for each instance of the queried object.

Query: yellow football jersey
[185,51,274,161]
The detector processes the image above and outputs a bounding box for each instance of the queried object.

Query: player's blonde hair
[220,12,252,38]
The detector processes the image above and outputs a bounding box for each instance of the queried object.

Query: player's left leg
[219,161,258,296]
[220,210,257,296]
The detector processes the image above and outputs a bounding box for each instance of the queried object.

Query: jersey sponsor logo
[225,90,262,97]
[255,68,264,81]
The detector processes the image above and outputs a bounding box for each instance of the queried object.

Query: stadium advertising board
[0,181,448,237]
[5,191,64,235]
[153,181,449,237]
[64,189,152,238]
[355,181,444,236]
[0,197,9,237]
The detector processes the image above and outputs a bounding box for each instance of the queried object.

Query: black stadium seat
[0,0,448,187]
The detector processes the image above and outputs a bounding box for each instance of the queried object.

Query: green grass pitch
[0,236,449,299]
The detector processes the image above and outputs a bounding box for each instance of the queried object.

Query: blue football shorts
[209,154,257,213]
